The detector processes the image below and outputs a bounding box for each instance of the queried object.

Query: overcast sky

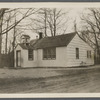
[1,7,85,53]
[1,2,99,53]
[1,4,91,53]
[24,8,84,40]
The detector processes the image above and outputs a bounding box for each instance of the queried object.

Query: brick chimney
[39,32,43,39]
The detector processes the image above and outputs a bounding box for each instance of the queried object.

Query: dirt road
[0,66,100,93]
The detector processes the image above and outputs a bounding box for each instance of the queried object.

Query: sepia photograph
[0,2,100,97]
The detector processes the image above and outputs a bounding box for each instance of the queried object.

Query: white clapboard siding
[14,33,94,68]
[21,50,37,67]
[37,47,67,67]
[14,45,37,68]
[66,34,94,67]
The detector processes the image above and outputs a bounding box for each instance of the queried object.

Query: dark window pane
[43,48,56,60]
[87,50,91,58]
[28,49,33,60]
[76,48,79,59]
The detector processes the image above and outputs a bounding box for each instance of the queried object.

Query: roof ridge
[43,32,76,39]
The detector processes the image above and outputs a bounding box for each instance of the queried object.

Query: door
[16,50,21,67]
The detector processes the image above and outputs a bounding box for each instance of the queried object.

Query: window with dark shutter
[76,48,79,59]
[87,51,89,58]
[28,49,33,60]
[87,50,91,58]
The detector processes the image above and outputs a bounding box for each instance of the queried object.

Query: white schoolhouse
[14,32,94,68]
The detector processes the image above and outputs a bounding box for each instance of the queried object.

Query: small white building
[14,32,94,68]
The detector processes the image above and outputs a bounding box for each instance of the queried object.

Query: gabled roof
[30,39,38,46]
[33,32,76,49]
[21,34,30,39]
[17,32,76,50]
[17,39,38,50]
[18,43,34,50]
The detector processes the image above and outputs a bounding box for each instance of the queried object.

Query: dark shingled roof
[18,43,34,50]
[21,34,30,38]
[33,32,76,49]
[18,32,76,50]
[30,39,38,46]
[17,39,39,50]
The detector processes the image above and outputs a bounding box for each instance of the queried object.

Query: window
[76,48,79,59]
[28,49,33,60]
[43,48,56,60]
[87,50,91,58]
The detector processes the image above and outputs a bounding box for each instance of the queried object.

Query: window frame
[28,49,33,61]
[87,50,91,59]
[43,47,56,60]
[76,48,79,59]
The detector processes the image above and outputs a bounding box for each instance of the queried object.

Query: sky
[1,2,98,53]
[27,8,84,39]
[1,7,85,53]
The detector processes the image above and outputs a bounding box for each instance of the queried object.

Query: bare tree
[0,8,38,67]
[29,8,48,37]
[4,12,12,54]
[0,9,7,65]
[30,8,68,37]
[75,8,100,64]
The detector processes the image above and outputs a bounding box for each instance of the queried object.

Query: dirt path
[0,66,100,93]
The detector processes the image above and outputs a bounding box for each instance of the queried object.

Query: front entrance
[16,50,21,67]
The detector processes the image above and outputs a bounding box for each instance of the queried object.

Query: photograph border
[0,2,99,99]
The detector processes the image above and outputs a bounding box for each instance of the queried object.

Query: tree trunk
[12,14,16,67]
[0,16,3,66]
[5,20,9,54]
[53,9,56,36]
[44,9,47,37]
[0,9,6,67]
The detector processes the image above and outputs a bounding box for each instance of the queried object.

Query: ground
[0,65,100,93]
